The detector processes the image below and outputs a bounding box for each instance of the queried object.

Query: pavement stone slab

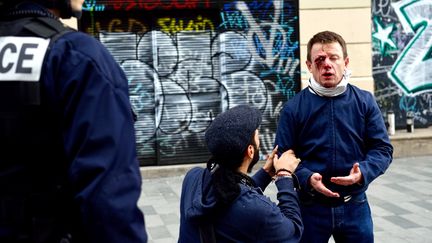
[140,155,432,242]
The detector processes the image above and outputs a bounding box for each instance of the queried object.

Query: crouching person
[179,105,303,243]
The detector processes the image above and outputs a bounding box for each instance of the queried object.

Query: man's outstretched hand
[330,162,363,186]
[309,173,340,198]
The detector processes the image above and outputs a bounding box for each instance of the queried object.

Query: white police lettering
[0,36,50,82]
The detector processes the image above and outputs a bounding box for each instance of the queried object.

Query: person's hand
[273,149,301,173]
[309,173,340,198]
[263,146,278,177]
[330,162,363,186]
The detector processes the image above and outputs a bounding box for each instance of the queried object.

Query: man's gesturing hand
[309,173,340,198]
[330,162,363,186]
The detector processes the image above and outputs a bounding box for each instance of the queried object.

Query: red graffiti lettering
[107,0,212,11]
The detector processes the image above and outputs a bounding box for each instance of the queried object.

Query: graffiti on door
[81,0,300,165]
[372,0,432,128]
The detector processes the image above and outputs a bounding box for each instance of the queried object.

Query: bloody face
[306,42,349,88]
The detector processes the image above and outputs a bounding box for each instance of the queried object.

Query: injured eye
[314,56,326,64]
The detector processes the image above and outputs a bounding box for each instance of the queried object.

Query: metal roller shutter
[80,0,300,166]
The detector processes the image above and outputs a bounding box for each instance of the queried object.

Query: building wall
[65,0,432,165]
[372,0,432,129]
[77,0,301,166]
[65,1,375,93]
[298,0,432,129]
[65,0,376,166]
[299,0,374,92]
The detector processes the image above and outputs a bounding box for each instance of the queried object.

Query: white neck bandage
[308,69,351,97]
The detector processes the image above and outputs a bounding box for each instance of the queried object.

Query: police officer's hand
[309,173,340,198]
[330,162,363,186]
[263,145,278,177]
[273,149,301,174]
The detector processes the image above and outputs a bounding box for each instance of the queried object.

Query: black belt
[315,194,353,207]
[301,192,356,207]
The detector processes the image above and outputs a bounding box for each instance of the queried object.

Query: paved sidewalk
[138,156,432,243]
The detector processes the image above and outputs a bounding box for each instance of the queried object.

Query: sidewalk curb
[140,163,205,179]
[140,161,268,179]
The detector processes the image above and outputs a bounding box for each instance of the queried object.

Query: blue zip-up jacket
[0,3,147,242]
[179,167,303,242]
[275,84,393,197]
[45,27,147,243]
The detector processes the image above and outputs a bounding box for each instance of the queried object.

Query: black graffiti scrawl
[372,0,432,128]
[80,0,300,165]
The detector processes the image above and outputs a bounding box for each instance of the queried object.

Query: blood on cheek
[314,56,326,69]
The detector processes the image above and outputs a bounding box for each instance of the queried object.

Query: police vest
[0,16,78,242]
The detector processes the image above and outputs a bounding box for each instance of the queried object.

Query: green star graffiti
[373,17,397,56]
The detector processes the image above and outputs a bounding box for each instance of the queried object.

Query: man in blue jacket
[275,31,393,242]
[0,1,147,242]
[179,105,303,242]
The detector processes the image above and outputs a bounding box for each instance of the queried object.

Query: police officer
[0,1,147,242]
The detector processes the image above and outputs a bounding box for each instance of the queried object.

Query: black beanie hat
[205,105,262,162]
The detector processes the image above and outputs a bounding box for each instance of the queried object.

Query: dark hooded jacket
[179,167,303,242]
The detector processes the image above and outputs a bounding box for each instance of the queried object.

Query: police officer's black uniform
[0,1,147,242]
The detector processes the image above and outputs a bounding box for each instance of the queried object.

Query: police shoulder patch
[0,36,50,82]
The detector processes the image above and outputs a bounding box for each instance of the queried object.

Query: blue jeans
[299,192,373,243]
